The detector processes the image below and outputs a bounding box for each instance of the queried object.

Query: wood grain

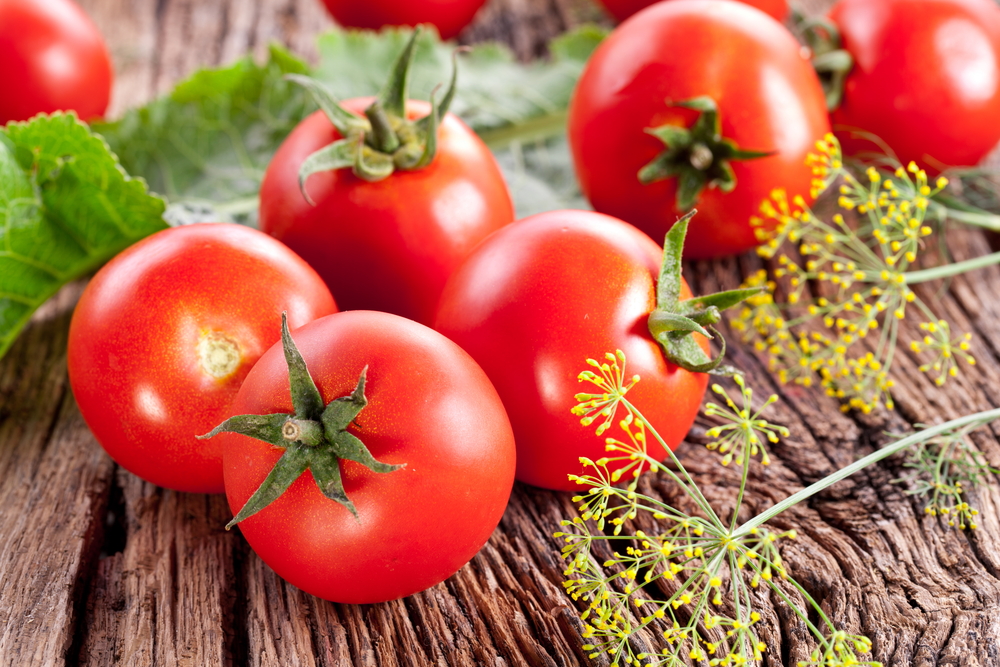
[3,0,999,665]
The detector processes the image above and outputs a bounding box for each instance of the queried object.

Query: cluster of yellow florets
[560,351,881,667]
[735,135,974,413]
[558,502,793,667]
[805,133,843,199]
[703,374,787,466]
[572,350,640,436]
[799,631,883,667]
[909,320,975,386]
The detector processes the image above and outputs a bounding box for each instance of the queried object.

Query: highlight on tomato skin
[0,0,114,125]
[317,0,488,40]
[596,0,788,23]
[568,0,830,260]
[827,0,1000,172]
[67,223,337,495]
[219,310,516,604]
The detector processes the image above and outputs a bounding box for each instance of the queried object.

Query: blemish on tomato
[197,331,242,379]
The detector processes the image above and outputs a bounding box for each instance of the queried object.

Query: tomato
[568,0,830,259]
[67,223,337,494]
[318,0,488,40]
[434,210,711,492]
[218,310,515,603]
[828,0,1000,171]
[260,99,514,326]
[597,0,788,24]
[0,0,113,125]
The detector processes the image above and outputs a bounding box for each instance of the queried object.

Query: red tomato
[434,210,709,492]
[597,0,788,23]
[220,310,515,603]
[0,0,113,125]
[259,99,514,326]
[829,0,1000,171]
[67,224,337,494]
[568,0,830,259]
[318,0,487,40]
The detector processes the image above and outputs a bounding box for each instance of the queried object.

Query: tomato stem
[365,101,401,154]
[646,210,762,375]
[795,14,854,112]
[282,418,324,446]
[639,96,772,210]
[289,28,463,191]
[200,313,403,527]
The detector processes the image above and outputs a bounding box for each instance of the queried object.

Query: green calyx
[289,27,459,193]
[200,313,402,528]
[648,211,762,375]
[638,96,772,211]
[796,13,854,111]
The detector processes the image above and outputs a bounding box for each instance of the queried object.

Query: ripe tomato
[828,0,1000,170]
[0,0,113,125]
[67,223,337,494]
[318,0,488,40]
[219,310,516,603]
[434,210,709,492]
[597,0,788,24]
[259,99,514,326]
[568,0,829,259]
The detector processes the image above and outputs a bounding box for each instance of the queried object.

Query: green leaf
[493,136,590,219]
[94,27,604,225]
[0,114,167,359]
[313,25,607,148]
[94,44,314,226]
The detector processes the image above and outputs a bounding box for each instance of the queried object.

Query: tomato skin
[259,100,514,326]
[0,0,113,125]
[568,0,830,259]
[221,310,515,603]
[829,0,1000,171]
[318,0,487,40]
[434,210,708,492]
[597,0,788,23]
[67,224,337,494]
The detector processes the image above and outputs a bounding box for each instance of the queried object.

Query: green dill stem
[942,208,1000,230]
[213,196,261,215]
[932,194,1000,231]
[626,399,725,529]
[476,110,568,150]
[903,251,1000,284]
[730,440,753,533]
[733,407,1000,538]
[759,561,832,646]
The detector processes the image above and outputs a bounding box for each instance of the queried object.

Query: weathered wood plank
[77,473,238,666]
[2,0,999,665]
[0,286,114,666]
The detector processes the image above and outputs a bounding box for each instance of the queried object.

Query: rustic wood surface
[3,0,1000,665]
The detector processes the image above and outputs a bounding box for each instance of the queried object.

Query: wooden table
[3,0,1000,665]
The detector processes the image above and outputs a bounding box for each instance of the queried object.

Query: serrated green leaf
[493,136,590,218]
[0,113,167,359]
[313,26,606,147]
[94,44,314,226]
[94,27,605,224]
